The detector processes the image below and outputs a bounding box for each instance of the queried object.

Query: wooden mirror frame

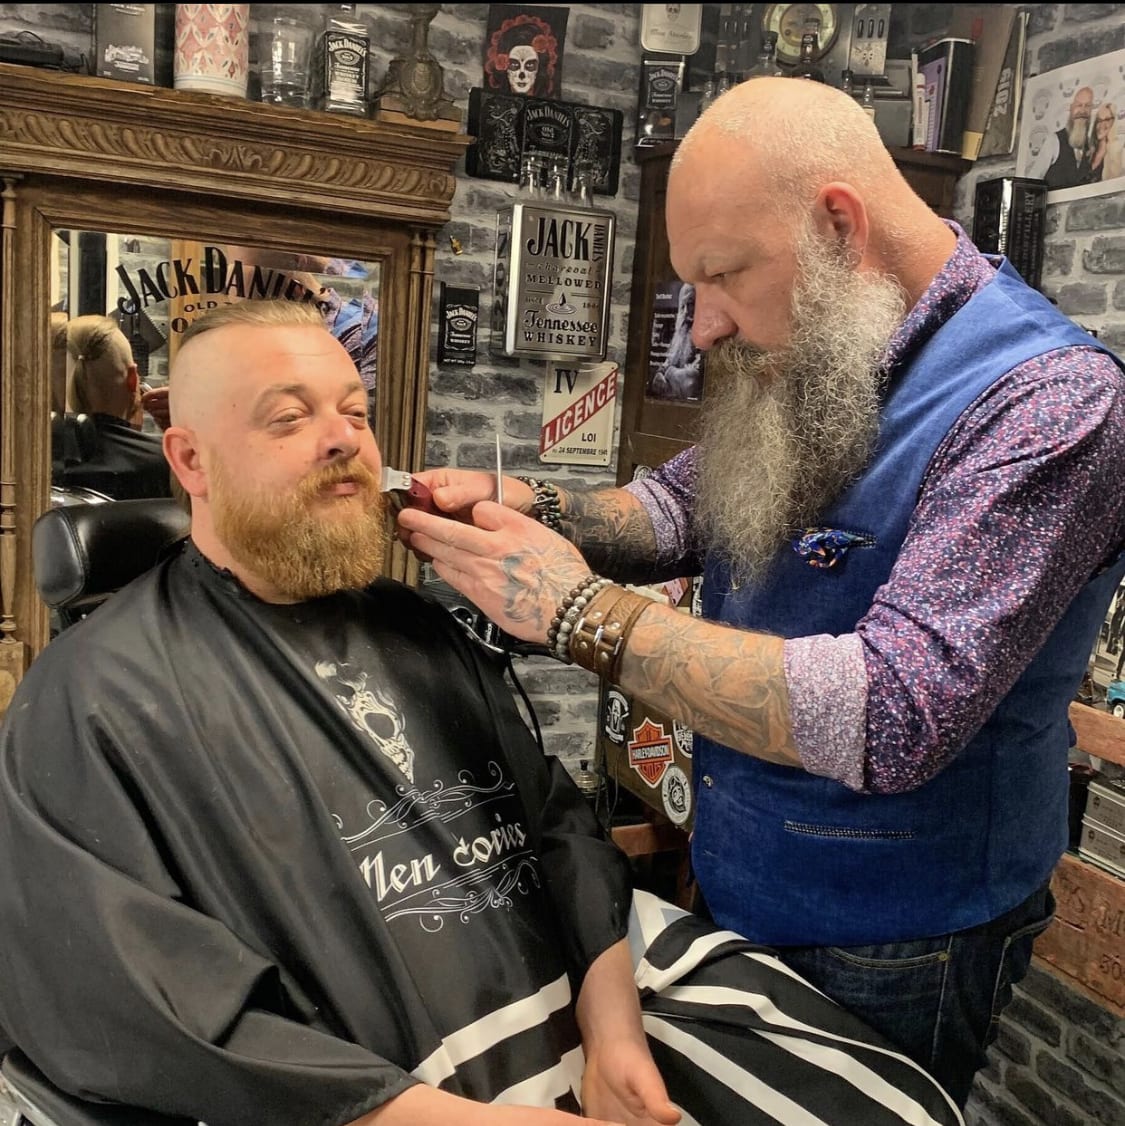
[0,64,469,707]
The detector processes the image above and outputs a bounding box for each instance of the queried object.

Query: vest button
[702,774,714,788]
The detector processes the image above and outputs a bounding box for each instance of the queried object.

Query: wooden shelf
[1069,701,1125,768]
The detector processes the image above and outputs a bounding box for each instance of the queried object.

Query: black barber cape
[0,541,630,1125]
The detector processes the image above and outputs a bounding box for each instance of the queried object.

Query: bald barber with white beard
[398,77,1125,1107]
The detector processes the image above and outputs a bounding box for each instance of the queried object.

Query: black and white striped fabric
[630,892,965,1126]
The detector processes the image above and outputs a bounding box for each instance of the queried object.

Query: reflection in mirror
[48,232,381,505]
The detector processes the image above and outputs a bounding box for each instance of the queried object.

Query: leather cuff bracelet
[568,586,653,683]
[547,574,612,663]
[516,476,563,531]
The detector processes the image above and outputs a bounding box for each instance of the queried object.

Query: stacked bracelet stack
[547,574,613,663]
[568,585,654,684]
[516,476,563,531]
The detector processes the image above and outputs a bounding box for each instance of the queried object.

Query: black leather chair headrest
[50,412,100,468]
[32,498,190,611]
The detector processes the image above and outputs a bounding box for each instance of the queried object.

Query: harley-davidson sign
[627,718,675,787]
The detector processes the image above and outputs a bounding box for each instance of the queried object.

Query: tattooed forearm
[617,602,801,769]
[555,487,660,582]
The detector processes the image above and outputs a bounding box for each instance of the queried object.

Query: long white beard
[694,229,907,585]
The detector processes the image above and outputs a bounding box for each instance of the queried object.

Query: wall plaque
[467,88,623,196]
[491,201,615,361]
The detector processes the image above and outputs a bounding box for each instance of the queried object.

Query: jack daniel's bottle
[791,18,826,82]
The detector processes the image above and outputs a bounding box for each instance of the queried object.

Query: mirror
[0,61,469,706]
[49,230,381,502]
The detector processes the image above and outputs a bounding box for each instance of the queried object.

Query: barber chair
[31,497,189,631]
[0,499,193,1126]
[49,413,99,475]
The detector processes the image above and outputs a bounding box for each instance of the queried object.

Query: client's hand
[577,940,680,1126]
[353,1083,627,1125]
[582,1041,681,1126]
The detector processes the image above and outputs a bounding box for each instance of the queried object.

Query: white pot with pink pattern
[173,4,250,98]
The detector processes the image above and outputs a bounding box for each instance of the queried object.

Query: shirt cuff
[624,477,692,570]
[784,633,868,792]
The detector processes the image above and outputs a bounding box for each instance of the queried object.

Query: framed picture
[646,280,704,402]
[1016,46,1125,203]
[483,4,569,100]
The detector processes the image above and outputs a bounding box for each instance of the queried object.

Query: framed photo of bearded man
[483,4,569,100]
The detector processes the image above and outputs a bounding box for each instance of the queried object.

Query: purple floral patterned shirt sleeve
[624,448,701,574]
[633,226,1125,794]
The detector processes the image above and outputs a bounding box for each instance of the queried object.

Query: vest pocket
[783,819,915,840]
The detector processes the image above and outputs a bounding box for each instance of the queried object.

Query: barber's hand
[582,1042,681,1126]
[409,468,534,521]
[395,500,590,645]
[141,386,171,431]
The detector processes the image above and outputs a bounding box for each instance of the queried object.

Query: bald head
[675,77,906,218]
[668,77,955,318]
[168,299,327,431]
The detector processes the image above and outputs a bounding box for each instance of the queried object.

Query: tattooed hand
[396,500,591,644]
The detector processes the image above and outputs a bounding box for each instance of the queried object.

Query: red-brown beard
[210,455,389,600]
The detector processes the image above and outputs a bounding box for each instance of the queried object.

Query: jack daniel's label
[492,202,615,360]
[438,284,479,367]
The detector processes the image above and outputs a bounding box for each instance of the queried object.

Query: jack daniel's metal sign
[491,202,615,360]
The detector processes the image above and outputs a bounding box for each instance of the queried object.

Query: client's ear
[163,427,208,499]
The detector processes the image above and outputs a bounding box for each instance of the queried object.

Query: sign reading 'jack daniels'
[492,202,615,361]
[467,88,623,196]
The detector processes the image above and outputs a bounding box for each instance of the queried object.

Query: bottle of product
[698,73,718,114]
[861,80,877,122]
[316,16,369,115]
[747,31,782,78]
[547,156,570,203]
[574,759,600,805]
[518,153,546,199]
[791,17,825,83]
[571,161,595,208]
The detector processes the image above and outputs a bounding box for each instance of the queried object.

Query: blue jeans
[775,882,1054,1108]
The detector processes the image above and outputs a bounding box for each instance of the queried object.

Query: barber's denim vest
[694,259,1125,946]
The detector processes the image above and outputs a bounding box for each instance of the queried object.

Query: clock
[761,3,840,66]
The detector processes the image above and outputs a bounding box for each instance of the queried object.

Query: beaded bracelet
[516,475,563,531]
[547,575,613,663]
[569,586,654,683]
